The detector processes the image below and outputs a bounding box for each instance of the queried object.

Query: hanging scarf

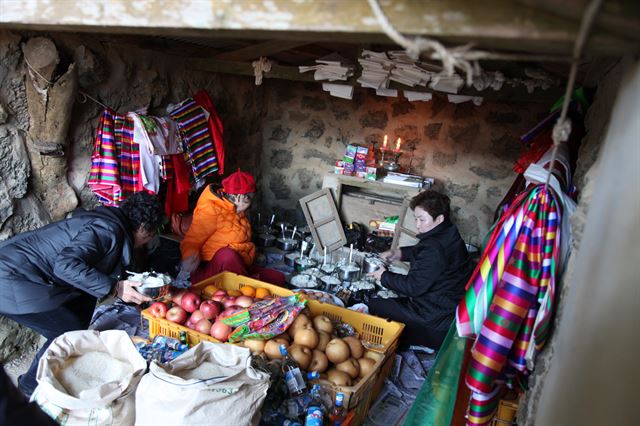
[88,109,122,206]
[456,185,560,426]
[168,98,219,182]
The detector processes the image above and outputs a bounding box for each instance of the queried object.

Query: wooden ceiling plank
[0,0,636,56]
[213,40,309,61]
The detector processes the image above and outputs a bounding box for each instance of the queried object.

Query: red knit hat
[222,169,256,194]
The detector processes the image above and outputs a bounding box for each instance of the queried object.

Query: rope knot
[552,118,572,145]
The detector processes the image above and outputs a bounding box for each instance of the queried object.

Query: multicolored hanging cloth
[88,109,123,206]
[169,98,219,182]
[456,184,561,426]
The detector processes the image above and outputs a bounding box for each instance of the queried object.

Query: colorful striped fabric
[118,115,141,195]
[456,185,561,426]
[88,109,122,206]
[169,99,218,182]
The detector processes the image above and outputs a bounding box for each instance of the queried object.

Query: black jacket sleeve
[381,242,445,297]
[0,364,57,426]
[52,223,122,298]
[400,245,415,262]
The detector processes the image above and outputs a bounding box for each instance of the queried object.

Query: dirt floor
[3,336,44,386]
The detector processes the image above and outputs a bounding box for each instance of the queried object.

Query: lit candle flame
[395,137,401,152]
[382,134,388,149]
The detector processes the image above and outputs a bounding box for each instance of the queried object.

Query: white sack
[32,330,147,425]
[135,342,269,426]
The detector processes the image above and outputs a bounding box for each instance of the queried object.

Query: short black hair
[120,192,165,234]
[409,190,450,220]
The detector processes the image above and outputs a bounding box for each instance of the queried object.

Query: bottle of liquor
[329,392,346,426]
[305,384,323,426]
[179,331,188,346]
[280,344,306,397]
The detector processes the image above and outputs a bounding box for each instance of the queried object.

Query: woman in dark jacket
[0,192,165,396]
[368,190,472,349]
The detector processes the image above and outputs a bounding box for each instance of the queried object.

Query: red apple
[171,288,188,305]
[210,320,232,341]
[213,290,227,298]
[190,309,205,324]
[222,297,237,308]
[195,319,212,335]
[181,291,201,313]
[211,294,225,302]
[166,306,188,324]
[200,300,222,320]
[235,296,254,308]
[148,302,168,319]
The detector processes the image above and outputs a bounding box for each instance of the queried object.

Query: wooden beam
[0,0,636,56]
[213,40,309,61]
[189,57,564,103]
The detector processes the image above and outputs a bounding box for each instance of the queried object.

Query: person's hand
[367,266,387,282]
[115,280,151,304]
[380,249,401,262]
[179,253,201,274]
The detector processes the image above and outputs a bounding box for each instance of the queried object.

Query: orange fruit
[227,289,242,297]
[255,288,270,299]
[201,285,219,299]
[239,286,256,297]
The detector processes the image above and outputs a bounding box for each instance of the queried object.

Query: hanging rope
[544,0,602,190]
[367,0,476,85]
[23,54,114,111]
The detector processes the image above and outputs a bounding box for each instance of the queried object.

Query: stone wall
[518,58,628,425]
[259,80,550,244]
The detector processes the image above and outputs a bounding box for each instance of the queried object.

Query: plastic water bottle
[152,335,188,351]
[280,344,306,397]
[329,392,346,426]
[305,384,323,426]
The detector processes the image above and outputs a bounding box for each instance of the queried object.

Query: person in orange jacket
[180,169,284,285]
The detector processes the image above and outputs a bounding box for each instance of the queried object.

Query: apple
[166,306,188,324]
[211,290,227,302]
[235,296,254,308]
[181,291,201,313]
[195,319,212,335]
[222,297,237,308]
[149,302,168,319]
[200,300,222,320]
[210,320,232,341]
[171,288,188,305]
[190,309,205,324]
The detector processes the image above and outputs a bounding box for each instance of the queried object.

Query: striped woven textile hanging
[88,109,123,206]
[169,99,218,182]
[456,185,561,426]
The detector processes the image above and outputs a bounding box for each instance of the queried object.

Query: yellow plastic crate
[305,301,404,356]
[144,272,404,354]
[319,350,384,426]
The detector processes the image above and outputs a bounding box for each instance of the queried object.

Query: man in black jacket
[0,192,165,396]
[368,190,473,349]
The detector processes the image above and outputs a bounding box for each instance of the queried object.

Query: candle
[349,243,354,264]
[323,246,327,266]
[382,134,388,150]
[395,137,401,152]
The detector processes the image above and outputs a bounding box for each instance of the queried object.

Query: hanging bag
[32,330,147,426]
[135,342,269,426]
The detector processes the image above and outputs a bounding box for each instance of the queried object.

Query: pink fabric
[192,247,285,286]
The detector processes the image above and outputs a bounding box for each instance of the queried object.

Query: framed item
[299,188,347,253]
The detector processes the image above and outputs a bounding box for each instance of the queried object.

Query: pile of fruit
[242,313,376,387]
[147,284,377,387]
[146,284,272,342]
